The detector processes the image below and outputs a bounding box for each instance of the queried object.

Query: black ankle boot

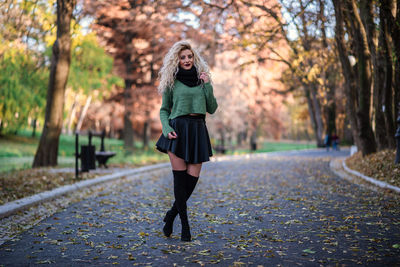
[180,221,191,242]
[163,209,176,237]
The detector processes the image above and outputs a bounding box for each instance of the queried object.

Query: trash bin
[251,142,257,151]
[81,145,96,172]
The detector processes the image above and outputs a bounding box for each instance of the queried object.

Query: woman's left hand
[199,72,210,83]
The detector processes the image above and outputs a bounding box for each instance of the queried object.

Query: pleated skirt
[156,115,213,164]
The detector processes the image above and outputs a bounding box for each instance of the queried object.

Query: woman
[156,40,218,242]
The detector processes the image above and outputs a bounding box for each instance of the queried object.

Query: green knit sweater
[160,80,218,137]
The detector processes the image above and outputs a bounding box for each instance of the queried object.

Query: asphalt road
[1,149,399,266]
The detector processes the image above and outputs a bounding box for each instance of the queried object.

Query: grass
[0,129,127,158]
[0,134,39,157]
[226,140,315,154]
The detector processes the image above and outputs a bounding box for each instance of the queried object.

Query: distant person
[155,40,218,242]
[331,132,340,151]
[324,133,331,151]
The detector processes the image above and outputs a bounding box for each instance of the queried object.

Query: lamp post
[395,107,400,164]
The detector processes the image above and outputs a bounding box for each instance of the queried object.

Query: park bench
[75,130,116,178]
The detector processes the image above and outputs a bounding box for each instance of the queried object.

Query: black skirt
[156,115,213,164]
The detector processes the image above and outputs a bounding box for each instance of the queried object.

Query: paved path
[1,149,399,266]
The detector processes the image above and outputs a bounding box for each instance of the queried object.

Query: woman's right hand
[168,131,178,139]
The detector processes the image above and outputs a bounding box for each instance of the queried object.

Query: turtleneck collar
[176,66,201,87]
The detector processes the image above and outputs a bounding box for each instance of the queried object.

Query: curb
[0,162,170,219]
[341,159,400,193]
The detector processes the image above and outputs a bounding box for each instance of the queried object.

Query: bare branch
[269,47,293,68]
[271,85,297,95]
[240,0,290,42]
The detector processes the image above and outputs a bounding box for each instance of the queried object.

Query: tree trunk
[319,0,337,139]
[380,0,396,148]
[123,73,135,150]
[250,130,256,151]
[388,0,400,139]
[32,119,37,137]
[143,120,150,149]
[379,0,396,148]
[360,0,388,150]
[219,129,225,149]
[33,0,76,167]
[298,2,325,146]
[65,92,78,135]
[343,115,354,144]
[75,95,91,132]
[333,0,361,149]
[237,132,242,146]
[310,84,325,146]
[348,0,377,155]
[304,87,318,146]
[325,85,336,136]
[304,85,324,147]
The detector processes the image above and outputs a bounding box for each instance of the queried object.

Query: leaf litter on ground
[1,153,400,266]
[346,149,399,187]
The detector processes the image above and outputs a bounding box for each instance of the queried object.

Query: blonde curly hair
[157,40,211,94]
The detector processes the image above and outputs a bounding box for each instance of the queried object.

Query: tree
[0,0,54,135]
[360,1,389,149]
[0,45,47,135]
[0,0,52,50]
[190,0,289,146]
[84,0,188,150]
[384,0,400,145]
[332,0,399,155]
[64,32,124,134]
[207,51,250,148]
[195,0,348,147]
[33,0,76,167]
[332,0,362,149]
[386,0,400,121]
